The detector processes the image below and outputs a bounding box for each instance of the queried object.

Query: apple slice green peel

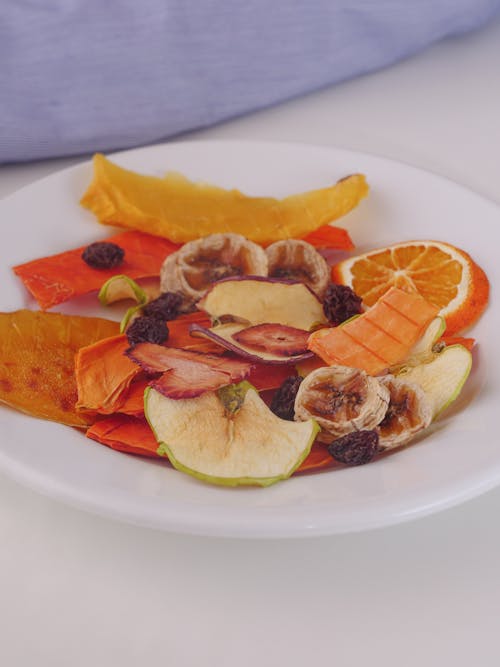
[98,274,150,332]
[145,381,319,487]
[396,343,472,419]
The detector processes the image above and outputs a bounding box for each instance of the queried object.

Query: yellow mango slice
[80,154,369,245]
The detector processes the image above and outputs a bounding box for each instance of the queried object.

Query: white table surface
[1,16,500,666]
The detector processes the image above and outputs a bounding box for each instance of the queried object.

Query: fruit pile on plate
[0,154,489,487]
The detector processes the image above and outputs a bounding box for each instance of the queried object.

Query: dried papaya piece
[75,335,141,415]
[301,225,354,251]
[13,230,179,310]
[80,153,368,245]
[86,414,161,458]
[0,310,119,427]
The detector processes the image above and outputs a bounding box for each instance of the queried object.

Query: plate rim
[1,138,498,538]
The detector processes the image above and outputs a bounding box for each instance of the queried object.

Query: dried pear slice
[376,375,432,450]
[294,365,390,440]
[266,239,330,298]
[145,384,319,487]
[160,233,268,311]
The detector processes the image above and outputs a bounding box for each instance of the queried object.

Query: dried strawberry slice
[126,344,253,399]
[126,344,251,381]
[151,366,233,399]
[232,323,309,357]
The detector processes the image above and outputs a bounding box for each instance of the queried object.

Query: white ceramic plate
[0,140,498,538]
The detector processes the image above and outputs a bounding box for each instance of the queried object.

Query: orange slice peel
[332,240,489,334]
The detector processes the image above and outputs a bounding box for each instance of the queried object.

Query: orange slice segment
[332,240,489,334]
[80,154,369,245]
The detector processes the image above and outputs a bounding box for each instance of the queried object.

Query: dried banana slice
[376,375,432,450]
[266,239,330,298]
[294,365,390,441]
[160,233,268,311]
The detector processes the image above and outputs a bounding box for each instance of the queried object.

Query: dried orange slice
[80,154,369,244]
[332,240,489,334]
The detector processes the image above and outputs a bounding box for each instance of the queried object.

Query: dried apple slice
[198,277,327,331]
[145,383,319,486]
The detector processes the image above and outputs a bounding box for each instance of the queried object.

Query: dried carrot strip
[13,230,180,310]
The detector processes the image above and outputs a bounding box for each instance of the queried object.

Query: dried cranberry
[126,316,169,347]
[323,283,362,325]
[327,429,379,466]
[270,376,303,421]
[81,242,125,269]
[142,292,183,321]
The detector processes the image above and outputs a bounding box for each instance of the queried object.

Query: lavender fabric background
[1,0,500,164]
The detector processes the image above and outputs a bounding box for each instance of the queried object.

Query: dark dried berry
[81,242,125,269]
[270,376,303,421]
[323,283,362,325]
[142,292,183,321]
[327,429,379,466]
[126,316,169,347]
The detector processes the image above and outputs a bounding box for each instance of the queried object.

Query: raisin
[126,316,169,347]
[327,429,379,466]
[270,376,303,421]
[142,292,183,321]
[81,242,125,269]
[323,283,362,325]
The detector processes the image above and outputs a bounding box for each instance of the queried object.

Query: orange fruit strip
[13,230,179,310]
[332,240,489,335]
[80,153,369,245]
[308,287,440,375]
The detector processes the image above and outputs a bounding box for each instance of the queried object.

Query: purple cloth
[1,0,500,163]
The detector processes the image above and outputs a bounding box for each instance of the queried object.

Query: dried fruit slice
[75,334,141,414]
[80,153,369,244]
[396,344,472,419]
[98,274,149,332]
[294,365,390,441]
[98,274,147,306]
[332,240,489,334]
[265,240,330,297]
[198,277,327,331]
[160,233,268,310]
[308,287,439,375]
[0,310,119,426]
[301,225,354,251]
[13,230,179,310]
[189,322,313,364]
[232,323,309,356]
[127,344,252,399]
[145,383,319,486]
[86,414,161,458]
[376,375,432,449]
[126,344,249,377]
